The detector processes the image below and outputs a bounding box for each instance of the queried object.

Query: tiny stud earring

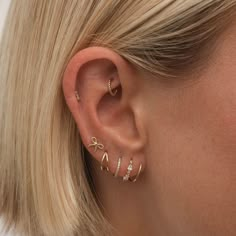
[114,157,122,178]
[101,151,109,172]
[74,90,80,102]
[88,137,104,152]
[123,159,133,181]
[108,79,118,96]
[129,163,142,183]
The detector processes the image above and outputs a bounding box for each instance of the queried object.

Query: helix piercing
[101,151,109,172]
[108,79,118,96]
[74,90,80,102]
[88,137,104,152]
[123,159,133,181]
[129,163,142,183]
[114,157,122,178]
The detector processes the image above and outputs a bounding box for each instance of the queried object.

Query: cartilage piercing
[108,79,118,96]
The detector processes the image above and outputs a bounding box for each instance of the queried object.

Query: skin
[63,21,236,236]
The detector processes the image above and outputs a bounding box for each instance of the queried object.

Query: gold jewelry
[123,159,133,181]
[88,137,104,152]
[101,151,109,172]
[129,163,142,182]
[74,90,80,102]
[114,157,122,178]
[108,79,118,96]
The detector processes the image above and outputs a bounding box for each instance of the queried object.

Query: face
[143,22,236,235]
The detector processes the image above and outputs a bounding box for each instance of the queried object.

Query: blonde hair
[0,1,236,235]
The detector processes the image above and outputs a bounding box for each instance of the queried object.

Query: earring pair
[88,136,143,182]
[74,78,117,102]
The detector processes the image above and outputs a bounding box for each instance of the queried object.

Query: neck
[89,157,170,236]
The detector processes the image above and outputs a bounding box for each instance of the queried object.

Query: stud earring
[114,157,122,178]
[129,163,142,182]
[101,151,109,172]
[123,159,133,181]
[88,137,104,152]
[108,79,118,96]
[74,90,80,102]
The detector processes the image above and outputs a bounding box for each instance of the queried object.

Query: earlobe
[62,46,146,182]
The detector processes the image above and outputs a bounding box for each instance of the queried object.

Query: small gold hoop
[129,163,142,183]
[101,151,109,172]
[108,79,118,96]
[123,159,133,181]
[114,157,122,178]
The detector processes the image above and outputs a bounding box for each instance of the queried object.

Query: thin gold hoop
[123,159,133,181]
[114,157,122,178]
[101,151,109,172]
[129,163,142,182]
[108,79,118,96]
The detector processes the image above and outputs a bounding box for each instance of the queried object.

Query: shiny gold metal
[123,159,133,181]
[88,137,104,152]
[108,79,118,96]
[74,90,80,102]
[101,151,109,172]
[114,157,122,178]
[129,163,142,182]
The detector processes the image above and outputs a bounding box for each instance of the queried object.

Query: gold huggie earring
[101,151,109,172]
[123,159,133,181]
[129,163,142,183]
[114,157,122,178]
[74,90,80,102]
[108,79,118,96]
[88,137,104,152]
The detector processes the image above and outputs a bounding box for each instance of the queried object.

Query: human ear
[62,47,147,181]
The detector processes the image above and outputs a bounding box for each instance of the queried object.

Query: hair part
[0,1,236,235]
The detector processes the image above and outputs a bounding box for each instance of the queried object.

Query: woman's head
[1,1,236,235]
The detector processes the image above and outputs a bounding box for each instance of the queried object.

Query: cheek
[177,81,236,234]
[148,77,236,235]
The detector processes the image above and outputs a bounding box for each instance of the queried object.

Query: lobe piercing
[88,137,104,152]
[123,159,133,181]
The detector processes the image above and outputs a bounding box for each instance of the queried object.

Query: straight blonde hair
[0,1,236,235]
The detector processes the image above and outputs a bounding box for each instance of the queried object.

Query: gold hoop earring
[108,79,118,96]
[101,151,109,172]
[114,157,122,178]
[88,137,104,152]
[129,163,142,182]
[123,159,133,181]
[74,90,80,102]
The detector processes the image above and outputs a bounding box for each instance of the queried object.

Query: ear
[62,46,147,180]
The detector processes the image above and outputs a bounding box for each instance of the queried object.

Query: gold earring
[129,163,142,182]
[114,157,122,178]
[101,151,109,172]
[74,90,80,102]
[123,159,133,181]
[108,79,118,96]
[88,137,104,152]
